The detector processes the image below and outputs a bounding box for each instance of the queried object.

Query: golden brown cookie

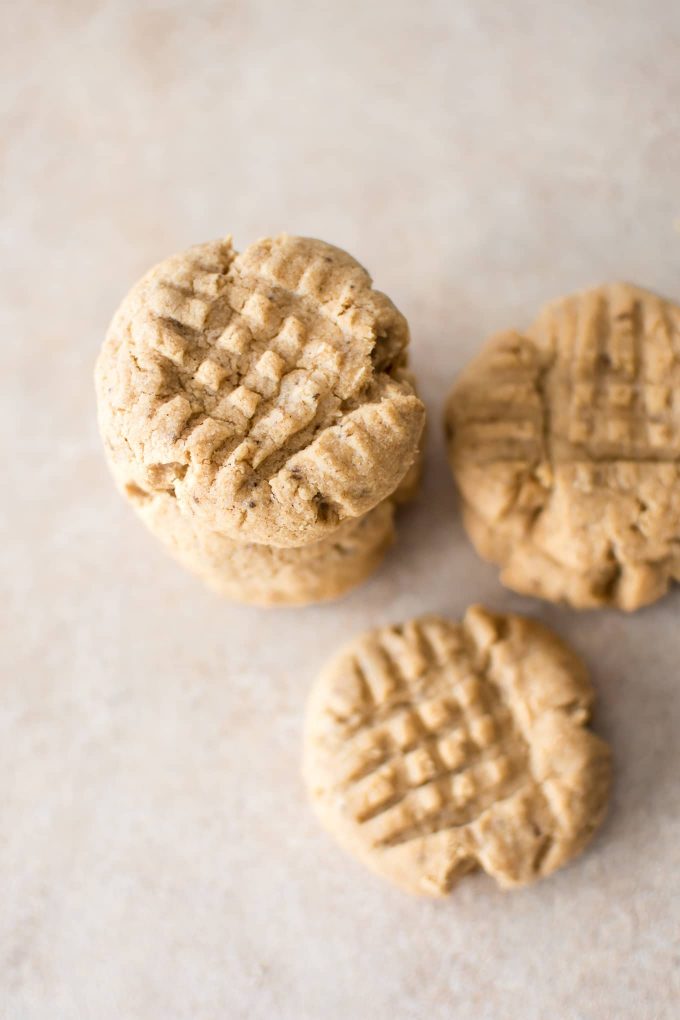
[96,235,425,548]
[304,606,611,895]
[445,283,680,609]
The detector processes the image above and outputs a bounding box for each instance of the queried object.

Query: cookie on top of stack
[95,234,425,605]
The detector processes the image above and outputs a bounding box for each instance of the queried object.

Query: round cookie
[96,235,425,548]
[304,606,611,896]
[445,283,680,610]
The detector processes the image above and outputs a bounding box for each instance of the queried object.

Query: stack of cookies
[95,234,426,605]
[95,247,629,897]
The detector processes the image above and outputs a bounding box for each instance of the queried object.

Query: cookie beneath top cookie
[445,283,680,610]
[125,450,422,607]
[96,235,425,548]
[304,606,611,895]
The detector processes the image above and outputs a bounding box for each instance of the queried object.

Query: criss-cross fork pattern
[452,284,680,472]
[544,284,680,462]
[329,618,530,850]
[139,237,407,482]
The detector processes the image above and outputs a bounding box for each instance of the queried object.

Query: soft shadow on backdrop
[2,2,680,1018]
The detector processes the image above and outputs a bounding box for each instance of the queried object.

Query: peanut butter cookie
[304,606,611,895]
[96,235,425,548]
[445,283,680,609]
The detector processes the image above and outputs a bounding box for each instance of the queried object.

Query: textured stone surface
[3,2,680,1018]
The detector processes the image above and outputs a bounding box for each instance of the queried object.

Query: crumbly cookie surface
[304,606,611,896]
[445,283,680,609]
[96,235,425,547]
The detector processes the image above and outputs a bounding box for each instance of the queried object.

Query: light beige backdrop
[3,2,680,1018]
